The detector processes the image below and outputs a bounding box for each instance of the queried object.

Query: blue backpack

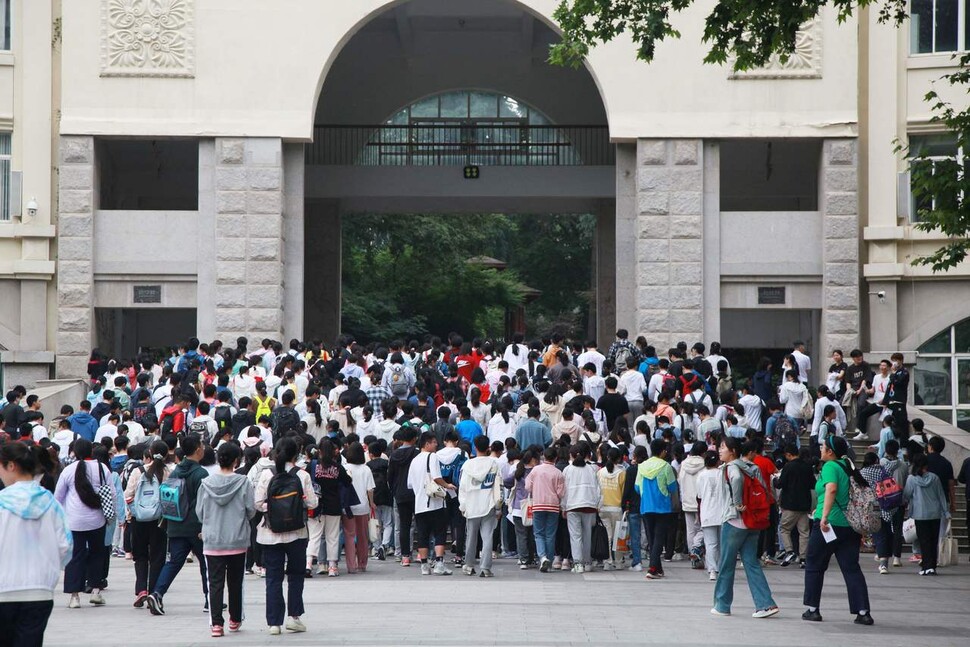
[131,467,162,522]
[439,451,467,486]
[159,475,188,522]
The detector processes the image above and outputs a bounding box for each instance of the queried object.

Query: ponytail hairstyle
[0,441,43,477]
[515,448,538,481]
[511,333,523,356]
[570,442,590,468]
[145,440,170,484]
[816,385,832,400]
[317,438,336,468]
[605,446,623,474]
[469,388,481,407]
[273,437,299,474]
[71,438,103,509]
[498,403,510,424]
[308,398,322,426]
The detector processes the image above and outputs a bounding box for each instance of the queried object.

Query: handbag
[902,517,917,544]
[424,454,447,502]
[590,516,610,561]
[368,513,382,544]
[612,513,630,553]
[96,465,116,523]
[939,519,959,567]
[521,496,534,527]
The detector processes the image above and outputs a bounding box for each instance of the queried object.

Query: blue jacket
[455,420,483,449]
[67,412,99,442]
[635,460,679,514]
[515,419,552,449]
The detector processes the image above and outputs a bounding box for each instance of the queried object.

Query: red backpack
[724,465,771,530]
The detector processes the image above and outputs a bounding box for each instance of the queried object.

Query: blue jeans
[628,512,643,566]
[713,523,775,613]
[153,535,207,599]
[532,511,558,562]
[803,521,870,614]
[263,538,308,626]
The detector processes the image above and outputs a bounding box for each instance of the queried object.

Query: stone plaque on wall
[757,286,786,305]
[101,0,195,78]
[133,285,162,304]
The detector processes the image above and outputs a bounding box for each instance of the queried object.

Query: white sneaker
[878,565,888,575]
[285,617,306,633]
[89,592,105,606]
[709,570,717,581]
[432,561,453,576]
[892,557,901,567]
[851,432,866,441]
[572,564,585,574]
[68,595,80,609]
[710,608,730,617]
[752,607,780,619]
[268,626,281,635]
[420,562,432,576]
[630,564,643,572]
[671,553,685,561]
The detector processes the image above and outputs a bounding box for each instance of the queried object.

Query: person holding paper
[802,436,874,626]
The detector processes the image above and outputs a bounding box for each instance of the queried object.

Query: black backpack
[266,466,307,533]
[213,406,233,435]
[272,407,300,436]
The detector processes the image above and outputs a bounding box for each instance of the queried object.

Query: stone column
[213,138,285,342]
[55,136,96,378]
[821,140,861,354]
[614,144,638,335]
[634,139,705,351]
[595,199,617,349]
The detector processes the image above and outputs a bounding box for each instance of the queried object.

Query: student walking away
[54,438,112,609]
[711,437,779,619]
[458,435,503,577]
[903,453,949,576]
[859,452,898,575]
[620,446,648,572]
[597,446,627,569]
[526,445,566,573]
[146,435,210,617]
[437,432,469,565]
[677,442,706,569]
[774,445,814,568]
[196,443,255,637]
[125,440,174,608]
[802,436,874,625]
[367,441,394,560]
[505,449,539,569]
[695,450,729,581]
[635,439,678,580]
[342,442,376,574]
[925,435,957,518]
[312,439,352,576]
[0,442,73,643]
[256,437,318,635]
[562,443,601,573]
[406,432,456,575]
[387,427,420,566]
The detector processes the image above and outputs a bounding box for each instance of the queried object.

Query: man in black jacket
[387,426,420,565]
[774,445,815,567]
[882,352,910,441]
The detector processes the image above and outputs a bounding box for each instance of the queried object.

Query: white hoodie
[458,456,501,518]
[677,455,706,512]
[0,481,72,601]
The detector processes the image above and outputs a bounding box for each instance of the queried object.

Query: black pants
[758,505,780,556]
[396,499,415,556]
[64,526,106,593]
[247,513,263,569]
[803,522,871,614]
[130,519,167,594]
[915,518,941,571]
[889,403,908,441]
[555,514,571,559]
[643,512,670,571]
[855,403,882,434]
[205,553,246,627]
[100,526,113,585]
[446,496,466,556]
[414,508,449,550]
[262,539,307,627]
[0,600,54,647]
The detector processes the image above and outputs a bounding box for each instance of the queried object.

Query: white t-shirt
[576,349,606,376]
[407,451,446,514]
[345,462,376,516]
[792,350,811,384]
[124,420,147,445]
[94,424,118,443]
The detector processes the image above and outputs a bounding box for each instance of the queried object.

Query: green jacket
[166,458,208,538]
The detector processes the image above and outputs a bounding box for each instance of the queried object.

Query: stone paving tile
[43,556,970,646]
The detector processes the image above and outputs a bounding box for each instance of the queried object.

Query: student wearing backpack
[146,435,209,617]
[859,451,898,575]
[256,437,318,634]
[711,437,779,619]
[367,441,394,560]
[125,440,173,608]
[802,435,873,625]
[342,442,376,574]
[382,353,415,401]
[196,443,255,637]
[765,401,800,452]
[437,431,468,565]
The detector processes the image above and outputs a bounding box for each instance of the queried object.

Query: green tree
[549,1,970,272]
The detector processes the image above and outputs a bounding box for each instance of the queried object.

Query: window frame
[916,319,970,431]
[908,133,965,222]
[0,132,11,221]
[0,0,9,52]
[910,0,968,55]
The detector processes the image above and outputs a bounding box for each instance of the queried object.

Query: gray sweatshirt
[903,472,948,520]
[196,472,256,551]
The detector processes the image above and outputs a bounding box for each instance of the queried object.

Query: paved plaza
[43,556,970,646]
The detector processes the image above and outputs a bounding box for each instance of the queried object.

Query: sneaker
[539,558,551,573]
[420,562,432,576]
[663,556,673,563]
[462,565,477,576]
[285,617,307,633]
[305,568,313,578]
[328,565,339,577]
[909,554,922,563]
[801,609,822,622]
[134,591,149,608]
[552,557,562,570]
[480,569,493,578]
[501,551,518,559]
[878,565,888,575]
[432,561,453,576]
[709,570,717,581]
[203,599,208,613]
[710,608,731,617]
[561,559,571,570]
[782,552,797,567]
[146,593,165,616]
[671,553,685,561]
[518,560,529,570]
[645,567,664,579]
[854,613,874,626]
[799,560,806,569]
[453,556,465,566]
[401,557,411,567]
[268,626,281,636]
[395,553,403,562]
[689,554,701,569]
[186,554,194,564]
[228,621,241,633]
[851,432,867,441]
[752,606,780,619]
[211,626,224,638]
[570,564,583,574]
[89,592,105,606]
[245,567,255,575]
[68,595,80,609]
[257,567,266,578]
[629,563,642,572]
[924,568,937,576]
[892,557,902,567]
[375,546,385,561]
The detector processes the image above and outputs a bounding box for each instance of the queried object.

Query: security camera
[876,291,886,300]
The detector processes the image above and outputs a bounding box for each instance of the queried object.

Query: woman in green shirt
[802,435,874,626]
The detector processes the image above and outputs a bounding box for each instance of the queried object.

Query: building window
[915,316,970,431]
[908,133,966,222]
[0,133,10,221]
[0,0,9,51]
[911,0,968,54]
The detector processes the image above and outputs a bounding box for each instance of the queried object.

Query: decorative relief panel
[729,19,821,80]
[100,0,195,77]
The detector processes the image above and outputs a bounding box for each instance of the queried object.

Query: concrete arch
[899,301,970,353]
[307,0,612,136]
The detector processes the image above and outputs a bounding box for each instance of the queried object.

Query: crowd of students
[0,330,967,641]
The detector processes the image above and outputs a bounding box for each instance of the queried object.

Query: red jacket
[160,404,186,433]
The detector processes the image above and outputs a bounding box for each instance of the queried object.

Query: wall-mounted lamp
[26,198,38,219]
